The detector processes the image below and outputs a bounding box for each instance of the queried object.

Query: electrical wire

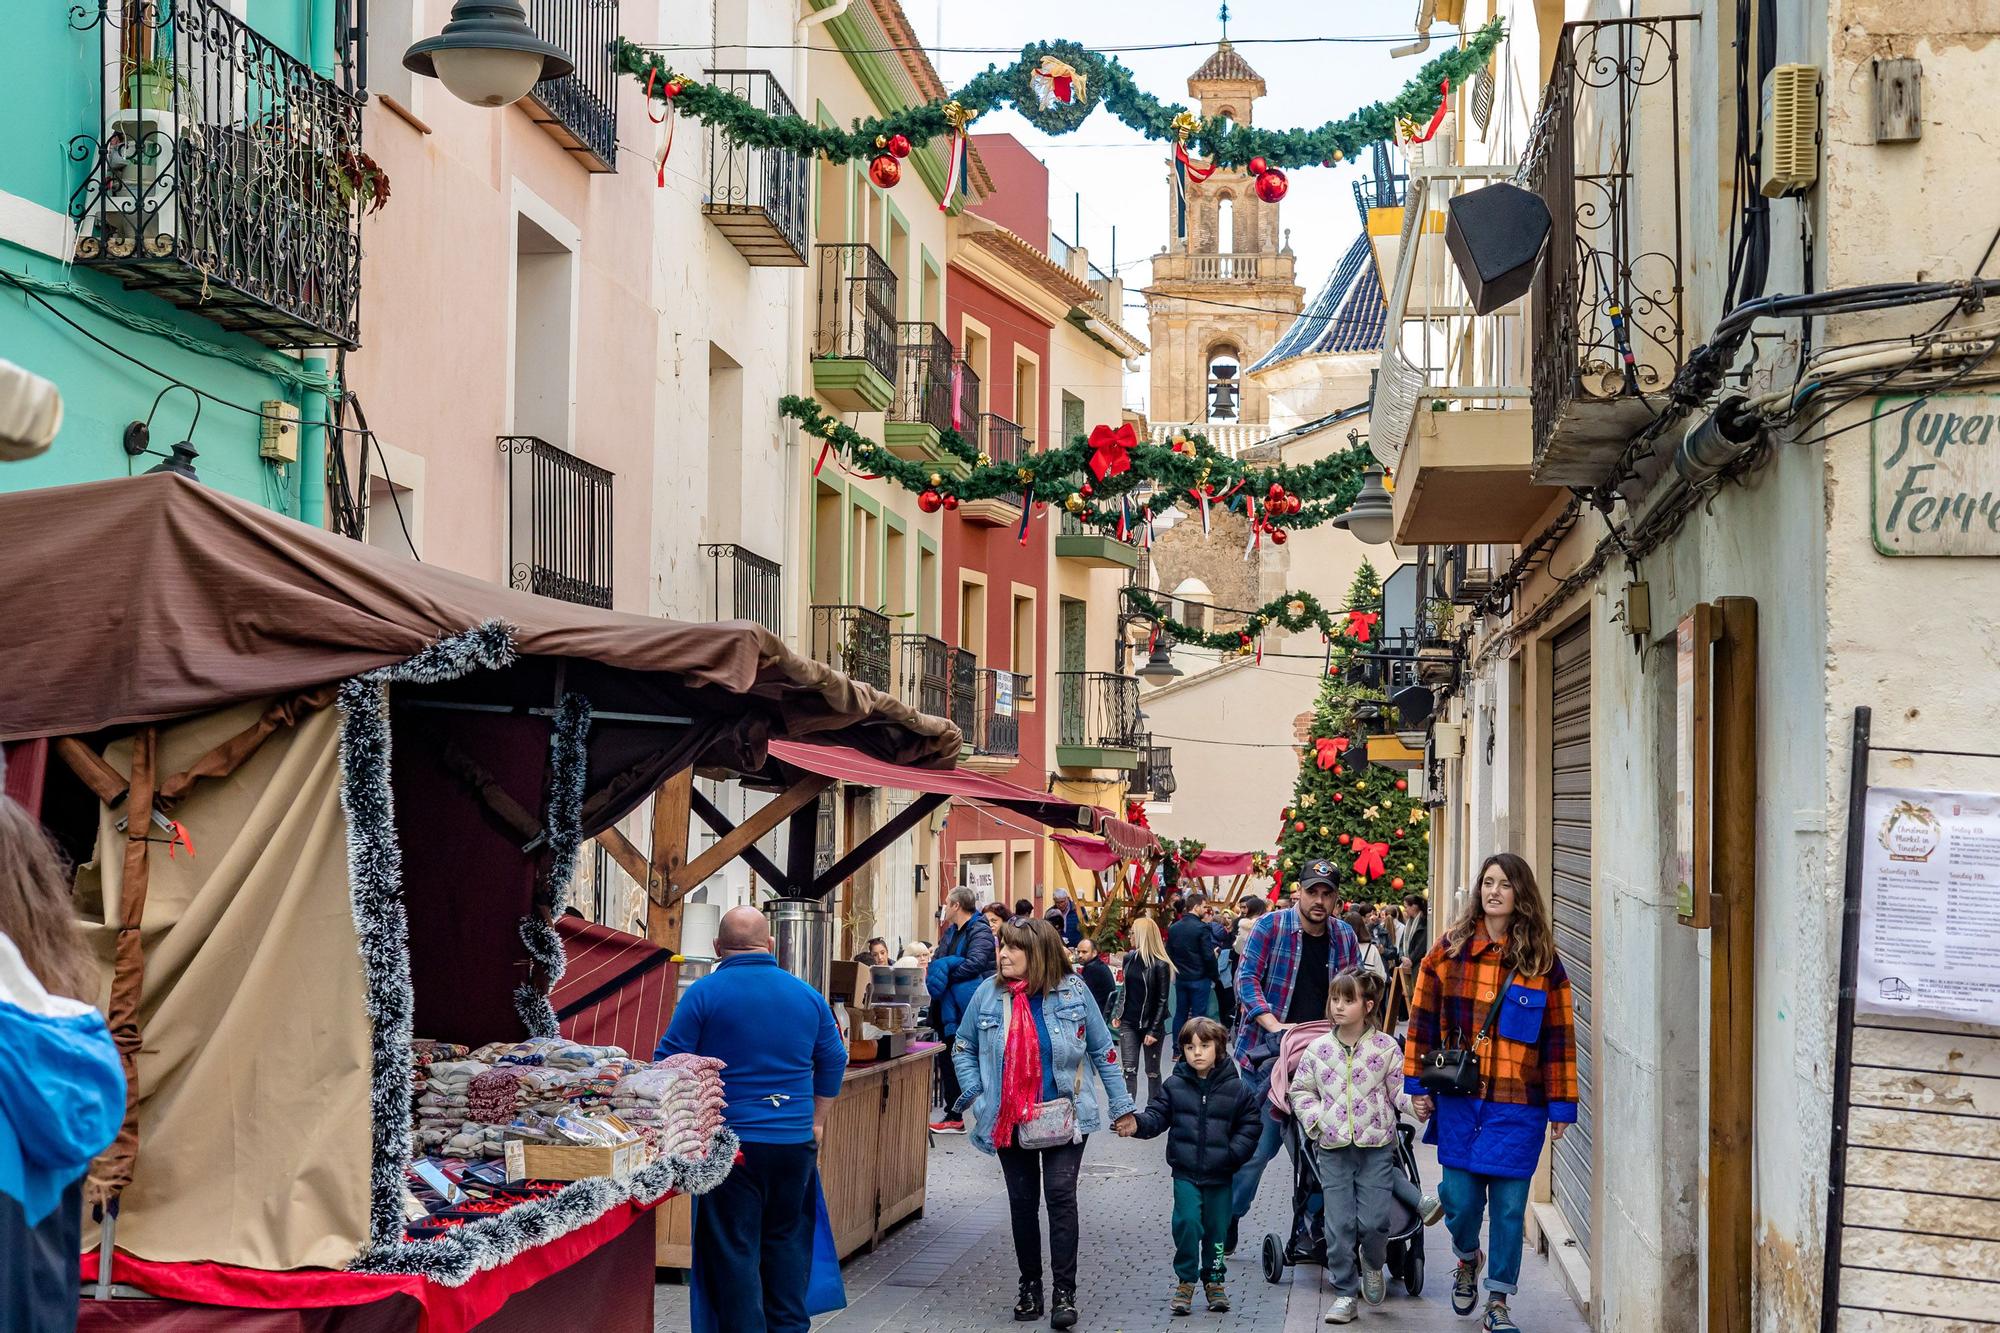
[629,32,1449,57]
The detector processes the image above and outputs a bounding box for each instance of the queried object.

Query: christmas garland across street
[1121,587,1382,656]
[779,396,1377,538]
[618,20,1502,170]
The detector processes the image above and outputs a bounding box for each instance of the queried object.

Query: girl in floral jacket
[1289,969,1407,1324]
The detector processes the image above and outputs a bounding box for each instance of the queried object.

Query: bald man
[655,906,847,1332]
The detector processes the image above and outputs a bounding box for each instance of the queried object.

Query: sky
[923,0,1441,412]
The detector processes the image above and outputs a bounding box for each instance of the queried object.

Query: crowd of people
[918,857,1575,1332]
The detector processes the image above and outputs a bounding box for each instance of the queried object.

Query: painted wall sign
[1871,392,2000,555]
[1858,785,2000,1027]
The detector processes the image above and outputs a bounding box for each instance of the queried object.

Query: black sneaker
[1051,1283,1078,1329]
[1015,1277,1044,1321]
[1225,1216,1240,1255]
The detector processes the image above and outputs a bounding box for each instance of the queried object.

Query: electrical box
[1430,722,1463,760]
[1761,64,1822,197]
[259,399,300,463]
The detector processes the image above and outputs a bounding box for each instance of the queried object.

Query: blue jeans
[1231,1112,1322,1224]
[1438,1166,1532,1294]
[1172,979,1212,1045]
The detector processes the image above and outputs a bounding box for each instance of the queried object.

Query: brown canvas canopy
[0,473,958,765]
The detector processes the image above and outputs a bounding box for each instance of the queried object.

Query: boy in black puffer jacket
[1119,1016,1262,1315]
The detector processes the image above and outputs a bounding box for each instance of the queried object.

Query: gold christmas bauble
[977,451,991,466]
[930,472,943,485]
[1318,825,1329,836]
[1065,493,1084,513]
[1018,467,1035,483]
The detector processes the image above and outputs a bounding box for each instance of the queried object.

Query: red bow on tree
[1344,610,1380,643]
[1088,422,1136,481]
[1352,840,1389,881]
[1313,736,1350,770]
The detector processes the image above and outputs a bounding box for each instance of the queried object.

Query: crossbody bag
[1013,1002,1092,1149]
[1416,967,1520,1097]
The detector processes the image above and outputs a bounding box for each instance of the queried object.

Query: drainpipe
[299,355,329,528]
[1391,0,1434,60]
[799,0,856,29]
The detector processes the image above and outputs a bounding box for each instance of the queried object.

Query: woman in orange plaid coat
[1404,853,1578,1333]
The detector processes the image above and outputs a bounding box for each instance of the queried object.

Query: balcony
[953,358,981,435]
[812,243,896,412]
[969,668,1024,764]
[521,0,619,172]
[1152,251,1296,286]
[702,543,782,633]
[68,0,364,348]
[886,322,957,465]
[1133,742,1176,801]
[809,604,891,691]
[1525,18,1690,485]
[1436,544,1513,606]
[1056,507,1140,570]
[949,647,979,744]
[958,414,1029,526]
[1056,671,1140,771]
[501,437,614,607]
[701,70,808,266]
[893,632,952,719]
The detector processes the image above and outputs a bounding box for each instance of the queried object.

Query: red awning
[1050,833,1257,880]
[1053,832,1124,870]
[765,740,1111,831]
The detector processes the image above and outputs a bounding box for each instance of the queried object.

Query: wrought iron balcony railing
[949,647,978,741]
[953,359,981,441]
[894,632,952,718]
[981,413,1026,466]
[702,543,782,633]
[522,0,619,171]
[1057,671,1140,751]
[1524,16,1689,483]
[501,436,614,607]
[974,668,1024,759]
[701,69,808,265]
[1135,743,1177,800]
[68,0,364,348]
[891,322,954,435]
[810,604,892,691]
[814,243,897,384]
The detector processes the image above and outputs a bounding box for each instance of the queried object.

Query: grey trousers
[1311,1144,1396,1297]
[1117,1023,1163,1102]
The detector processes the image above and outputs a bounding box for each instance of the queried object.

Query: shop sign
[1871,393,2000,555]
[1858,785,2000,1027]
[964,859,995,893]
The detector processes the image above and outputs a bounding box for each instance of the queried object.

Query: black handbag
[1417,968,1519,1096]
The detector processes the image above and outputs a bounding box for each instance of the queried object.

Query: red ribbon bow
[1353,840,1389,881]
[1313,736,1350,770]
[1087,422,1136,481]
[1344,610,1380,643]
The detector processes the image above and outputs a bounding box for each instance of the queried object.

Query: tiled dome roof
[1248,234,1384,372]
[1190,40,1264,85]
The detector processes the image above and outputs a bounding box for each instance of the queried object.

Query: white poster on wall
[1859,785,2000,1026]
[964,859,996,895]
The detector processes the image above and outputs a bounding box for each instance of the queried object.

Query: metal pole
[1819,705,1872,1332]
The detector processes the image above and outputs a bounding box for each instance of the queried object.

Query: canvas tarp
[75,699,374,1271]
[0,474,958,768]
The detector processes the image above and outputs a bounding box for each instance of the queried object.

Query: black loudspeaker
[1443,182,1552,315]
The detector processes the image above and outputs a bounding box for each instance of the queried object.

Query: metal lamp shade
[1339,466,1395,546]
[405,0,573,108]
[1138,640,1183,685]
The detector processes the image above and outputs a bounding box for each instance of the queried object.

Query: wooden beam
[667,776,832,906]
[784,799,821,894]
[594,826,649,889]
[688,788,791,894]
[810,792,948,898]
[1708,597,1758,1333]
[645,770,694,953]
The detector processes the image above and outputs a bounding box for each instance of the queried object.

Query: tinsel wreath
[782,395,1377,536]
[350,1126,740,1282]
[620,20,1503,169]
[515,692,591,1038]
[1121,587,1382,655]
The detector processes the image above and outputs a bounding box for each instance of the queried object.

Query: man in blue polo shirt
[656,906,847,1332]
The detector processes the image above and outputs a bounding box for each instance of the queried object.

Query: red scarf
[990,980,1045,1148]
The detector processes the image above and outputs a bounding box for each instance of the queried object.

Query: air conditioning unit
[1450,544,1508,603]
[1761,64,1822,198]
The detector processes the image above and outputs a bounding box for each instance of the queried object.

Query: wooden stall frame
[1708,596,1757,1333]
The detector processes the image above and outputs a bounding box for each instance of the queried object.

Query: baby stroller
[1249,1026,1426,1296]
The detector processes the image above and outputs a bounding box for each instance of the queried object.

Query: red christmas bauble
[1271,528,1289,545]
[887,132,912,159]
[1333,766,1343,776]
[1081,482,1093,497]
[1395,778,1408,791]
[1338,833,1351,846]
[1333,793,1344,802]
[1248,155,1268,176]
[1289,495,1304,514]
[1255,168,1289,203]
[1392,877,1405,890]
[918,488,942,513]
[664,79,685,98]
[869,154,901,188]
[1394,828,1405,838]
[1267,481,1285,501]
[941,494,959,511]
[1281,807,1292,820]
[1239,633,1252,646]
[1293,821,1306,833]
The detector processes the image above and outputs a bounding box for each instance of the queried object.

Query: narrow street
[655,1126,1587,1332]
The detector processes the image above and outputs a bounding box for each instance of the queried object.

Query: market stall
[0,474,957,1332]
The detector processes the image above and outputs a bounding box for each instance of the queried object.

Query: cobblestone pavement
[656,1111,1590,1333]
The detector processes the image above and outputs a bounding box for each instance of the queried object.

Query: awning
[551,915,677,1057]
[1051,832,1257,879]
[765,740,1108,830]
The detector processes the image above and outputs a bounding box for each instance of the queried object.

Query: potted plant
[327,149,392,215]
[124,54,195,115]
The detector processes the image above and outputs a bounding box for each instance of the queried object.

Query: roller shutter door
[1548,620,1594,1254]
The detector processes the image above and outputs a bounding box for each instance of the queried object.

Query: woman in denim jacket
[952,917,1136,1328]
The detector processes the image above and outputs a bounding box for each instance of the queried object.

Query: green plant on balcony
[122,54,196,115]
[327,148,392,215]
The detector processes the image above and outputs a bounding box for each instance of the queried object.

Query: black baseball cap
[1297,859,1339,890]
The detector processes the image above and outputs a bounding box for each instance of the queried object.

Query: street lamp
[1334,465,1395,546]
[404,0,573,109]
[1137,638,1183,685]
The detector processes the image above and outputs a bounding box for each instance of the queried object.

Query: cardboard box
[826,959,869,1007]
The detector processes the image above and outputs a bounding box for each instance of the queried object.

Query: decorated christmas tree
[1272,559,1431,900]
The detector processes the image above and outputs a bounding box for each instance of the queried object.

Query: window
[919,546,938,634]
[364,0,419,109]
[1206,346,1241,422]
[1013,355,1039,442]
[887,212,911,318]
[849,504,875,607]
[1171,577,1212,632]
[1011,847,1035,909]
[1011,592,1036,692]
[886,525,908,618]
[812,484,843,603]
[513,209,577,446]
[958,578,987,658]
[366,472,421,559]
[1216,195,1235,257]
[962,324,990,390]
[706,344,743,539]
[1060,392,1085,449]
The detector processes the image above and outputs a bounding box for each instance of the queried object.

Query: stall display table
[654,1043,940,1267]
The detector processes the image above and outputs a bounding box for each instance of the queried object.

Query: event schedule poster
[1859,785,2000,1026]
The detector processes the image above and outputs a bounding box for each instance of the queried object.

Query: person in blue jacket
[656,906,848,1333]
[1050,886,1083,946]
[0,785,125,1333]
[925,886,994,1133]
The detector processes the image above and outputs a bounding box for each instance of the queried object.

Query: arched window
[1171,577,1214,632]
[1215,195,1235,263]
[1206,346,1241,422]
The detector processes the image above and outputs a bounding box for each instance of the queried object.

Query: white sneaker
[1420,1192,1445,1226]
[1324,1296,1359,1324]
[1361,1266,1387,1306]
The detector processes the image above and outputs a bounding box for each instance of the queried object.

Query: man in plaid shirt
[1225,860,1361,1241]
